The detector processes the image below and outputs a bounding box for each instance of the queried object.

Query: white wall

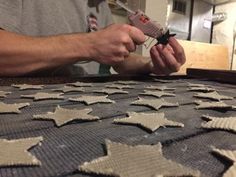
[212,2,236,69]
[142,0,168,57]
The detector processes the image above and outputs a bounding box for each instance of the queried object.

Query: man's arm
[0,30,93,76]
[0,24,145,77]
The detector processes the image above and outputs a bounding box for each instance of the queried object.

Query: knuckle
[120,35,130,44]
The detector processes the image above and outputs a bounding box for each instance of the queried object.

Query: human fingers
[128,26,146,45]
[168,37,186,65]
[150,46,172,75]
[156,44,181,72]
[124,37,136,52]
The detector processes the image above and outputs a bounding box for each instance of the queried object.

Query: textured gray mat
[0,77,236,177]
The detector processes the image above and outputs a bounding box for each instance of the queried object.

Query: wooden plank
[187,68,236,84]
[178,40,229,74]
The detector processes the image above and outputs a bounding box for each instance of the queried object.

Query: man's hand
[88,24,146,65]
[150,37,186,75]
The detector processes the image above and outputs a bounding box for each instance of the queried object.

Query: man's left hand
[150,37,186,75]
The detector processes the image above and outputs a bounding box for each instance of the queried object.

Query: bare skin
[0,24,185,77]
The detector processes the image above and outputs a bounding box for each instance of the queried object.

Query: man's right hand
[87,24,146,65]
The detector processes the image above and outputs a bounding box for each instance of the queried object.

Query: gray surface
[0,77,236,177]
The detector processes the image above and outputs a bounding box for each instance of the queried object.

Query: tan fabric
[202,115,236,133]
[106,84,134,90]
[67,82,92,87]
[12,84,44,90]
[131,97,179,111]
[114,81,139,85]
[188,83,207,87]
[0,91,11,98]
[188,87,215,92]
[145,85,176,91]
[34,106,99,127]
[94,89,128,95]
[195,101,232,110]
[0,137,43,167]
[114,112,184,132]
[0,102,30,114]
[79,140,200,177]
[153,79,174,83]
[140,90,175,98]
[194,91,233,101]
[21,92,64,101]
[69,95,115,105]
[53,86,85,93]
[213,148,236,177]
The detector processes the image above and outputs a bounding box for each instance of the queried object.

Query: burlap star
[212,148,236,177]
[34,106,99,126]
[201,115,236,133]
[131,97,179,111]
[194,91,233,101]
[114,112,184,132]
[114,81,138,85]
[94,88,128,95]
[12,84,44,90]
[67,82,92,87]
[0,102,30,114]
[69,95,115,105]
[106,84,134,90]
[53,86,85,93]
[139,90,175,98]
[195,101,232,110]
[0,137,43,167]
[79,140,200,177]
[0,91,11,98]
[21,92,64,101]
[188,83,206,87]
[145,85,176,91]
[153,79,173,83]
[188,87,215,92]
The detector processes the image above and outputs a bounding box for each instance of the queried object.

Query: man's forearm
[0,30,94,76]
[112,53,153,75]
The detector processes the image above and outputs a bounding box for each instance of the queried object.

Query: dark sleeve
[0,0,22,32]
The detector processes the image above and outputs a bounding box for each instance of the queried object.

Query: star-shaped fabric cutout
[34,106,99,126]
[12,84,44,90]
[145,85,176,91]
[0,137,43,167]
[153,79,174,83]
[194,91,233,101]
[67,82,92,87]
[94,88,128,95]
[114,81,138,85]
[21,92,64,101]
[188,83,207,87]
[201,115,236,133]
[212,148,236,177]
[53,86,85,93]
[114,112,184,132]
[131,97,179,111]
[69,95,115,105]
[0,102,30,114]
[188,87,215,92]
[195,101,233,110]
[105,84,134,90]
[139,90,175,98]
[0,91,11,98]
[79,140,200,177]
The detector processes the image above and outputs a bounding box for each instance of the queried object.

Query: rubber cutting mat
[0,75,236,177]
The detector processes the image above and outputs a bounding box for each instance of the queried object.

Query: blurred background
[108,0,236,73]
